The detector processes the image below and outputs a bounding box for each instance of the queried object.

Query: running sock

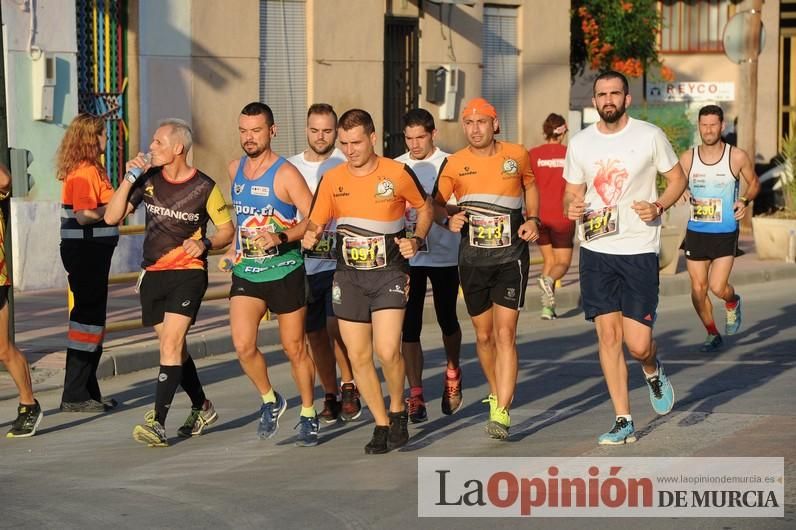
[300,405,317,418]
[617,414,632,423]
[705,322,720,336]
[154,365,182,425]
[446,367,460,380]
[410,386,424,398]
[340,380,355,387]
[181,356,207,409]
[725,295,739,309]
[644,365,660,379]
[262,388,276,404]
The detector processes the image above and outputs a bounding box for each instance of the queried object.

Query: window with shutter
[482,5,519,144]
[260,0,307,155]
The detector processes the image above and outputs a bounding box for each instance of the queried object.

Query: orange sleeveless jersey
[433,141,533,266]
[308,157,427,271]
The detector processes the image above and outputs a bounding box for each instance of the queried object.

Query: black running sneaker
[364,425,390,454]
[340,383,362,422]
[387,410,409,450]
[406,394,427,423]
[6,400,43,438]
[319,393,341,424]
[60,399,108,413]
[177,399,218,438]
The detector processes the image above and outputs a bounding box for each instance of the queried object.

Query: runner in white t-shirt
[288,104,361,424]
[394,109,463,423]
[563,71,687,446]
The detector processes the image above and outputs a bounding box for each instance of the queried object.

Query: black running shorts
[579,247,659,328]
[0,285,9,311]
[331,268,409,323]
[140,269,208,327]
[230,266,308,315]
[684,229,739,261]
[459,252,530,317]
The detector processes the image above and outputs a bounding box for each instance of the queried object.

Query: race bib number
[690,197,722,223]
[405,223,429,253]
[342,235,387,270]
[581,206,618,242]
[304,230,337,261]
[468,214,511,248]
[240,225,278,259]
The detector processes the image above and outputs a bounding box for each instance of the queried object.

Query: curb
[95,260,796,379]
[3,261,794,399]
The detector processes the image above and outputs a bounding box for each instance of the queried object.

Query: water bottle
[124,152,151,184]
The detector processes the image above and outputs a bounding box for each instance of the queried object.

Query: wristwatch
[412,235,426,248]
[525,216,541,226]
[739,196,750,207]
[200,237,212,251]
[278,232,289,244]
[653,201,665,218]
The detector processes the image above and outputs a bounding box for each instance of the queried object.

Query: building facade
[2,0,571,290]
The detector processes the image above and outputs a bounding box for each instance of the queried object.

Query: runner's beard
[310,141,334,156]
[598,103,626,124]
[243,142,267,157]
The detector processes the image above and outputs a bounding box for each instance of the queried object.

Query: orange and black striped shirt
[308,157,427,272]
[433,141,533,266]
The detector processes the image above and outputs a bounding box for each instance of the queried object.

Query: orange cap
[461,97,497,120]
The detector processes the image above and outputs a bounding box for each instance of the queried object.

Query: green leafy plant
[571,0,673,82]
[778,130,796,215]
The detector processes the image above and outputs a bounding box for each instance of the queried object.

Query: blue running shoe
[294,415,320,447]
[257,392,287,439]
[699,333,723,353]
[645,361,675,415]
[598,417,636,445]
[725,295,742,335]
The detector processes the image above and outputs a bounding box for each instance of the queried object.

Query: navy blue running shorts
[579,247,659,328]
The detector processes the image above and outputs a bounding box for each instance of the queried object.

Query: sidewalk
[2,234,794,401]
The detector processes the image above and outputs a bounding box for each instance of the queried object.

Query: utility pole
[737,0,764,232]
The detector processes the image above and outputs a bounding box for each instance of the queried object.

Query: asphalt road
[1,280,794,529]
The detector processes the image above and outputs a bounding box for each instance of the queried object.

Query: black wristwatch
[278,232,289,244]
[201,237,212,251]
[413,235,426,248]
[525,216,541,226]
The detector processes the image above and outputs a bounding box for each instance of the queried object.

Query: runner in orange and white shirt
[304,109,433,454]
[433,97,540,440]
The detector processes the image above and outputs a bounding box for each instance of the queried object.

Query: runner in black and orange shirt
[105,118,234,447]
[303,109,433,454]
[433,97,540,440]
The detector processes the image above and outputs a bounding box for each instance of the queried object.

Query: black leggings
[402,265,461,343]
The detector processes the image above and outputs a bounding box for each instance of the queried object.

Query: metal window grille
[482,5,519,143]
[259,0,307,155]
[76,0,128,186]
[658,0,732,54]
